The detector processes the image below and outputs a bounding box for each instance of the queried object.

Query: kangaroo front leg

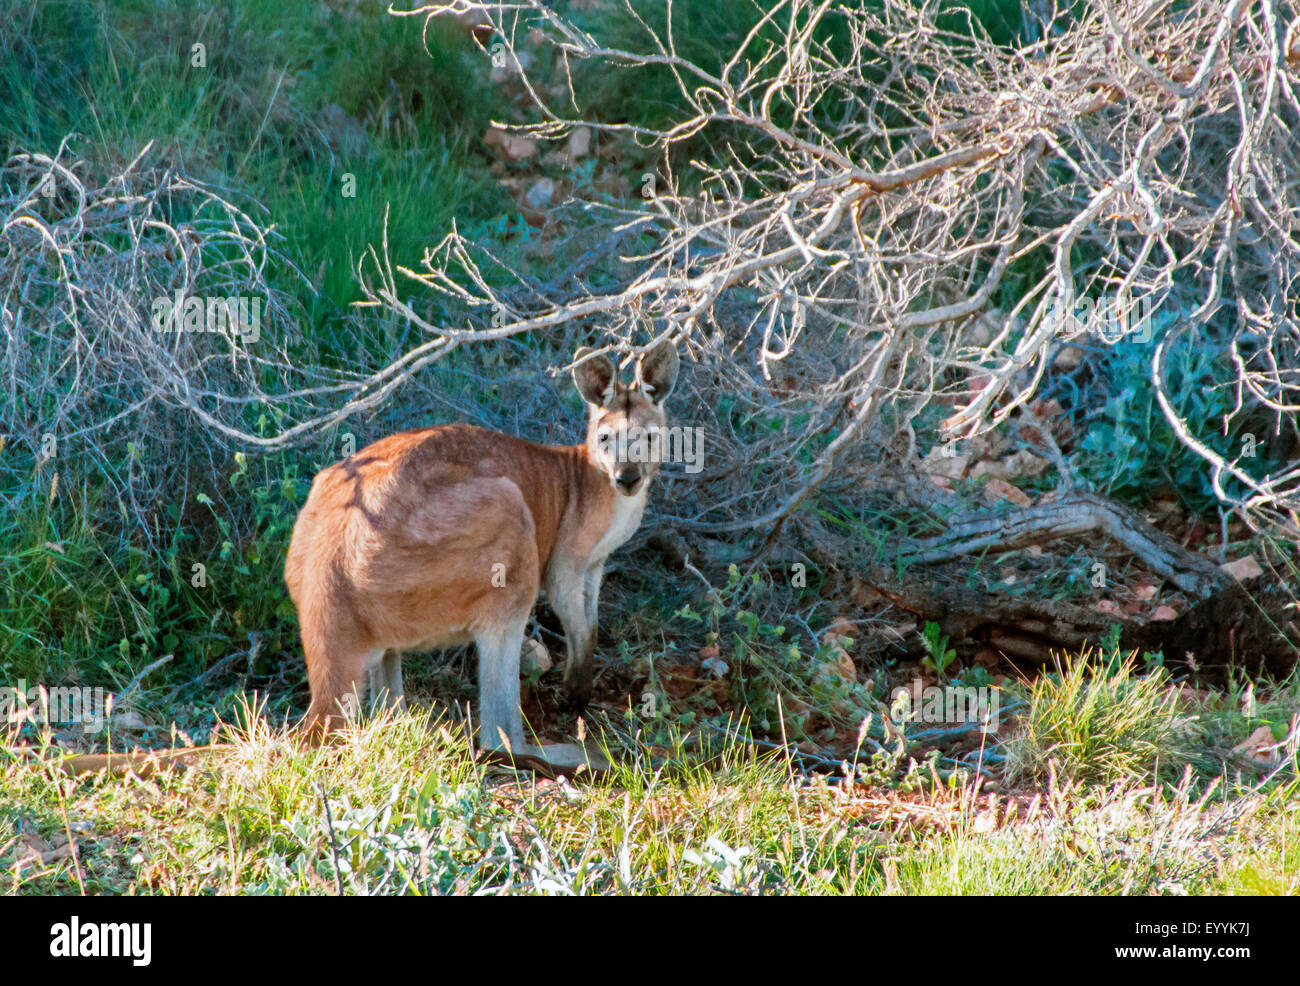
[568,563,606,704]
[550,569,596,707]
[583,565,603,633]
[562,625,596,708]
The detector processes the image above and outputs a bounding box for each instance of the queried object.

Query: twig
[115,654,174,710]
[317,782,346,897]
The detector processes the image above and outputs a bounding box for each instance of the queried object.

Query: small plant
[920,621,957,681]
[672,566,885,744]
[680,837,760,893]
[1074,332,1288,512]
[1099,623,1124,656]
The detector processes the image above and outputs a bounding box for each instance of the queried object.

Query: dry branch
[902,490,1233,599]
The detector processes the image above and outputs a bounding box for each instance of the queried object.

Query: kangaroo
[283,342,679,755]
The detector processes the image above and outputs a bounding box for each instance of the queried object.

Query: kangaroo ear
[636,341,679,404]
[573,348,616,407]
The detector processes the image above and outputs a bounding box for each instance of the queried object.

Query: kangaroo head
[573,341,680,497]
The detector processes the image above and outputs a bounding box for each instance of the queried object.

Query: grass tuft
[1002,650,1199,787]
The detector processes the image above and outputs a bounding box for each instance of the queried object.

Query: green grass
[0,441,309,732]
[3,502,1294,896]
[2,695,1293,895]
[560,0,1040,130]
[2,0,507,318]
[3,566,1295,896]
[1214,803,1300,895]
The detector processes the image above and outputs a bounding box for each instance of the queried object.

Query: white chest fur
[590,487,648,564]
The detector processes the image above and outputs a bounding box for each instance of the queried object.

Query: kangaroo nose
[615,466,640,492]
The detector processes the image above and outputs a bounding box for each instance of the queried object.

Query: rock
[484,127,537,161]
[1233,724,1281,767]
[111,708,149,730]
[521,638,552,675]
[1054,344,1085,370]
[1005,450,1050,479]
[1220,555,1264,581]
[815,651,856,684]
[524,178,555,211]
[821,618,856,642]
[967,312,995,346]
[970,450,1048,482]
[983,476,1032,506]
[567,126,592,161]
[848,578,881,606]
[922,444,970,480]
